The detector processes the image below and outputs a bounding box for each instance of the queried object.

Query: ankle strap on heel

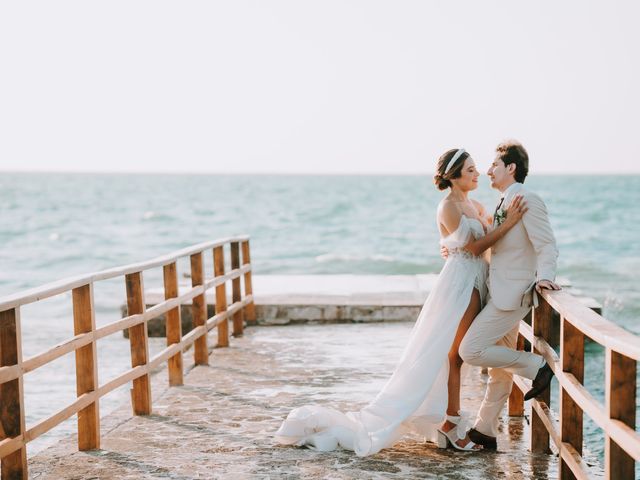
[446,414,461,424]
[447,411,474,438]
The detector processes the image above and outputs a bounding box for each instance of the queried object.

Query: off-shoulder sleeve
[440,215,472,250]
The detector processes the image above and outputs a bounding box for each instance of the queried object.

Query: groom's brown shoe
[467,428,497,450]
[524,363,554,401]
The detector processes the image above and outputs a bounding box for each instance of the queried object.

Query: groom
[458,140,560,450]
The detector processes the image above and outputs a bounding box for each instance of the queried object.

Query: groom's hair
[496,140,529,183]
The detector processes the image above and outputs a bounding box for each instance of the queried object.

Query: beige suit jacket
[489,183,559,311]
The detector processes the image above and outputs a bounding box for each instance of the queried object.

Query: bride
[275,148,527,455]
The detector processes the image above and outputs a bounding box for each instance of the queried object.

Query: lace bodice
[440,215,486,260]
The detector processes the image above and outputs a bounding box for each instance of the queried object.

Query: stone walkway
[31,324,560,479]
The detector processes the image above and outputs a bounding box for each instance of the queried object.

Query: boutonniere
[494,209,507,226]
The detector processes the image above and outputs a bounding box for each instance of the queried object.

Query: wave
[315,253,396,263]
[381,232,423,240]
[141,211,175,222]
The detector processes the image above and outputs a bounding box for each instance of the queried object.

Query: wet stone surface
[31,323,565,479]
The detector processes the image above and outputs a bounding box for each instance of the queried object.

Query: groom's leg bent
[474,325,519,437]
[459,300,543,380]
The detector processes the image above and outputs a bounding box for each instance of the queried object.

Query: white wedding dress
[275,215,489,456]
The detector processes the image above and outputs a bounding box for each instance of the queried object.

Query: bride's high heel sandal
[437,414,482,451]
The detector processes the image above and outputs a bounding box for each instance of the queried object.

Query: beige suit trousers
[459,300,544,437]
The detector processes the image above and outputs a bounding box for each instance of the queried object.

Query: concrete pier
[31,322,605,479]
[123,275,438,336]
[129,275,598,336]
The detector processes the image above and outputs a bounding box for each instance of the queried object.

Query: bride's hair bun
[434,174,452,191]
[434,148,469,190]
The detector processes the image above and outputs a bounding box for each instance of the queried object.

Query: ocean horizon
[3,172,639,328]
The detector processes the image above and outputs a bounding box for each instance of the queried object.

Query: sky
[1,1,639,174]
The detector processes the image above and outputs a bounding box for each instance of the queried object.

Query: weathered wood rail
[0,236,256,480]
[509,289,639,480]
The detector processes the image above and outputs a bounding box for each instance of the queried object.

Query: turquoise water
[3,173,639,333]
[1,173,638,465]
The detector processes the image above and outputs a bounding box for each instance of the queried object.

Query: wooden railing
[509,289,639,480]
[0,236,256,480]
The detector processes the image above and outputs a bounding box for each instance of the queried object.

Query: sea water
[1,173,638,464]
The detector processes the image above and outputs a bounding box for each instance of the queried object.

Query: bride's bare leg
[442,288,482,448]
[447,288,482,415]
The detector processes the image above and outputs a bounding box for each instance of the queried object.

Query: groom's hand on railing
[535,280,561,293]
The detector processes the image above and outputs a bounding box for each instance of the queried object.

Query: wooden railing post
[0,235,259,476]
[241,240,256,325]
[163,262,184,386]
[213,246,229,347]
[508,333,525,416]
[605,349,636,479]
[190,252,209,365]
[560,317,584,480]
[72,284,100,450]
[531,296,552,454]
[125,272,152,415]
[0,308,27,480]
[230,242,244,337]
